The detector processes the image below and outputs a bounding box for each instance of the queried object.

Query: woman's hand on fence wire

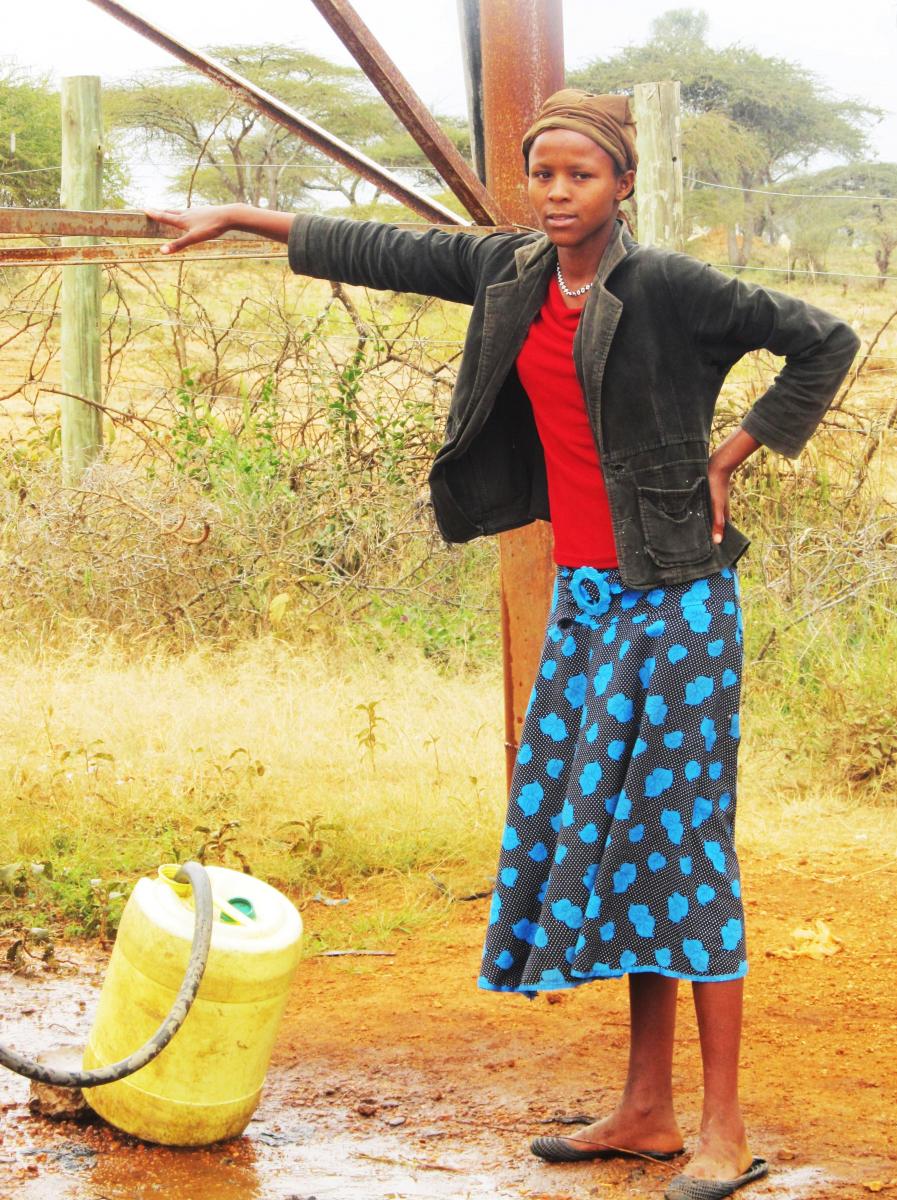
[146,204,295,255]
[146,205,237,254]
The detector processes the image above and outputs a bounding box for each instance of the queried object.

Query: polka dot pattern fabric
[479,566,747,997]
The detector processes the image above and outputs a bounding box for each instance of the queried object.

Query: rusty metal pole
[478,0,564,787]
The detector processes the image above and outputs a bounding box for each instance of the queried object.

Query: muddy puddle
[0,956,528,1200]
[1,914,890,1200]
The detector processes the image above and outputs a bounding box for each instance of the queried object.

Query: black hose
[0,861,213,1089]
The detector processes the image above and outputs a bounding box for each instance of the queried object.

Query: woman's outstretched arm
[144,202,532,306]
[145,204,293,254]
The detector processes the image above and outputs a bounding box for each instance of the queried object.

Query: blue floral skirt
[478,566,747,996]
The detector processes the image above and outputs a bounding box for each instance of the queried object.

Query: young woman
[148,89,859,1200]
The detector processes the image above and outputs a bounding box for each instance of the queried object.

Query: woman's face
[527,128,634,256]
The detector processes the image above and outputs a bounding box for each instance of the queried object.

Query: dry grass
[0,641,506,900]
[1,637,895,922]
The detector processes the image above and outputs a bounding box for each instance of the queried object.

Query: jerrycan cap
[220,896,256,924]
[158,864,258,929]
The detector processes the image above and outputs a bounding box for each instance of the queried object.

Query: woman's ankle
[696,1107,748,1147]
[618,1087,677,1122]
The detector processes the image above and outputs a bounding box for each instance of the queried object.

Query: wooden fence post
[61,76,104,483]
[633,81,684,251]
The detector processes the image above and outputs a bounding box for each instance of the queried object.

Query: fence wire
[690,178,897,203]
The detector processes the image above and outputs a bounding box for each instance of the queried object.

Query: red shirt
[516,276,618,568]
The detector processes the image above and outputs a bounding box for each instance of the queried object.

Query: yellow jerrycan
[82,863,302,1145]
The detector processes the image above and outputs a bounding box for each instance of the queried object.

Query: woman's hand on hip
[707,458,731,545]
[708,428,762,545]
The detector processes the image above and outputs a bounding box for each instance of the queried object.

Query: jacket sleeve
[288,213,527,306]
[663,254,861,458]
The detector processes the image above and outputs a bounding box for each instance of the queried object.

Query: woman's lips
[545,213,576,226]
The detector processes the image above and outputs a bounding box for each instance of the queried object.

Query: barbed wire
[3,300,892,364]
[25,372,455,408]
[8,163,893,195]
[0,301,468,347]
[5,250,892,286]
[690,178,897,202]
[16,160,894,193]
[8,372,455,413]
[3,232,892,289]
[18,377,359,409]
[164,160,447,173]
[2,229,896,287]
[708,262,897,282]
[0,164,63,178]
[10,356,892,421]
[1,160,448,179]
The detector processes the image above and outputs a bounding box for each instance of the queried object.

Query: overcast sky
[5,0,897,199]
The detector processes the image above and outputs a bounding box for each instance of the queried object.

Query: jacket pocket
[637,478,714,568]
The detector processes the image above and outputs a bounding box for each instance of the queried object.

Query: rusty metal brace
[0,209,517,267]
[84,0,473,226]
[308,0,507,226]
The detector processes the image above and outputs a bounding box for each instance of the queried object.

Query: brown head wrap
[522,89,638,194]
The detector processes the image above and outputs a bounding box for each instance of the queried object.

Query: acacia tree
[106,44,468,212]
[775,163,897,285]
[0,64,62,208]
[570,9,878,266]
[1,62,128,209]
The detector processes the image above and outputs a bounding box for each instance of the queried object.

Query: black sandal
[664,1157,769,1199]
[531,1135,684,1163]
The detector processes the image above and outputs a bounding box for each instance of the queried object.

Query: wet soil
[1,847,895,1200]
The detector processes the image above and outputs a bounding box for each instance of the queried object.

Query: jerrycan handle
[158,864,256,927]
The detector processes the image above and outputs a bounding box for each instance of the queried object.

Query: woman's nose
[547,176,570,201]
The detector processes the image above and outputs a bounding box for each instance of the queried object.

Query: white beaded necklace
[556,262,593,298]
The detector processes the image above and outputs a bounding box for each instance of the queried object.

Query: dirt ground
[1,844,895,1200]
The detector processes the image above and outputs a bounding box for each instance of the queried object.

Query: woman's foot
[679,1118,752,1180]
[539,1105,684,1159]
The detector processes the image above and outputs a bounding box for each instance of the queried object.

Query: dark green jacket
[288,214,860,588]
